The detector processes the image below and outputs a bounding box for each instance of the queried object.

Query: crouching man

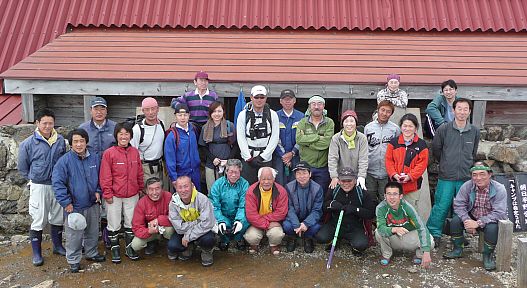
[375,181,433,268]
[244,167,288,255]
[52,129,106,273]
[443,162,507,271]
[168,176,217,266]
[128,177,175,259]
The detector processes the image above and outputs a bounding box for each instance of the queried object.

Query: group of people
[17,72,508,273]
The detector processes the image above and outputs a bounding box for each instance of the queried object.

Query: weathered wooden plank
[83,95,95,123]
[478,231,485,253]
[496,220,513,272]
[472,101,487,129]
[21,94,34,123]
[518,238,527,288]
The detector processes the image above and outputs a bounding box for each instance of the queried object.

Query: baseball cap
[251,85,268,97]
[173,103,190,114]
[68,213,87,231]
[280,89,296,99]
[338,167,357,181]
[293,161,311,172]
[90,97,107,108]
[195,71,209,80]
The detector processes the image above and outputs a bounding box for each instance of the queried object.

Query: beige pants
[28,183,63,230]
[403,190,420,211]
[244,225,285,246]
[131,226,175,251]
[205,167,220,193]
[106,194,139,232]
[142,162,164,187]
[375,229,434,259]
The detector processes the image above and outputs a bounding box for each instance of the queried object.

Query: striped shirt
[172,89,218,124]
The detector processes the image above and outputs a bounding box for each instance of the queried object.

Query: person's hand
[391,227,409,236]
[232,221,243,234]
[282,152,293,164]
[466,228,477,234]
[219,160,227,167]
[393,174,401,182]
[218,222,227,235]
[268,222,281,229]
[95,193,101,204]
[329,178,339,189]
[343,204,357,214]
[65,204,73,213]
[106,197,113,204]
[357,177,367,190]
[464,219,479,230]
[328,200,343,211]
[213,158,221,166]
[399,173,410,183]
[421,251,432,269]
[182,239,189,247]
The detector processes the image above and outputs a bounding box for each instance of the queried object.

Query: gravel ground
[0,232,523,288]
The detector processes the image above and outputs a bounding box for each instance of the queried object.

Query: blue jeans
[283,220,321,238]
[167,231,216,253]
[450,215,498,245]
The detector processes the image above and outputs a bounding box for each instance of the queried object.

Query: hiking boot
[50,225,66,256]
[178,246,193,261]
[303,238,315,254]
[30,230,43,266]
[167,250,177,261]
[124,229,139,260]
[218,241,229,251]
[286,237,297,252]
[101,218,111,250]
[201,249,214,267]
[144,241,157,256]
[235,240,247,251]
[443,236,464,259]
[86,254,106,262]
[483,242,496,271]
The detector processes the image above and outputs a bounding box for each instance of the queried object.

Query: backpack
[245,103,272,140]
[423,114,436,139]
[125,114,166,145]
[167,122,198,149]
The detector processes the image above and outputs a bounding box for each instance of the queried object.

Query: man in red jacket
[244,167,288,255]
[128,177,175,259]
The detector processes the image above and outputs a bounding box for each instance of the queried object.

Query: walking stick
[326,209,344,270]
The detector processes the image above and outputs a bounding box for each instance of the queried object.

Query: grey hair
[257,167,277,180]
[225,159,242,173]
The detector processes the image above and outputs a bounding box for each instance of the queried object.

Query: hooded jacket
[100,145,144,199]
[209,175,250,227]
[245,182,288,230]
[364,120,400,178]
[164,124,201,182]
[169,188,216,242]
[425,94,460,128]
[328,130,369,179]
[132,191,172,239]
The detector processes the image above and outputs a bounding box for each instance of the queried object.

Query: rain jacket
[209,175,250,227]
[132,191,172,239]
[99,145,144,199]
[245,182,288,230]
[164,124,201,182]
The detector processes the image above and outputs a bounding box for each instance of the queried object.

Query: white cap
[251,85,268,97]
[68,213,87,231]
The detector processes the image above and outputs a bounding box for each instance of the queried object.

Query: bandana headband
[470,165,492,172]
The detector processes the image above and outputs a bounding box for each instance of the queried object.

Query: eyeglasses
[253,96,266,100]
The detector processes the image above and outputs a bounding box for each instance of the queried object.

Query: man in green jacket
[296,95,334,193]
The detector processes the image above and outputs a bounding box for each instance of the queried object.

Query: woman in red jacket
[385,114,429,210]
[100,122,144,263]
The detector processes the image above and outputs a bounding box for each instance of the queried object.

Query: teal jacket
[209,175,250,227]
[425,94,460,128]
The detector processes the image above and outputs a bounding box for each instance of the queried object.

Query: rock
[10,235,28,243]
[515,126,527,140]
[502,125,515,140]
[2,274,13,282]
[503,138,511,144]
[0,214,32,234]
[101,280,111,284]
[176,275,183,278]
[9,284,21,288]
[486,126,502,141]
[0,201,17,214]
[488,144,520,164]
[90,263,102,270]
[16,186,30,213]
[382,274,390,278]
[476,141,495,160]
[501,163,515,173]
[513,160,527,172]
[407,267,418,273]
[392,285,402,288]
[7,185,23,201]
[32,280,54,288]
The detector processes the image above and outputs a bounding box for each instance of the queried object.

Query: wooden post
[83,95,96,123]
[478,231,484,253]
[21,93,34,123]
[472,100,487,129]
[518,238,527,288]
[496,220,513,272]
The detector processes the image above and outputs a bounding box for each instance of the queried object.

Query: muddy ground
[0,233,521,288]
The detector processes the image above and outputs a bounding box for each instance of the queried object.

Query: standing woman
[100,123,144,263]
[385,113,429,210]
[198,101,238,193]
[328,110,368,190]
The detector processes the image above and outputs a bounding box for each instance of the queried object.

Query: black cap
[280,89,296,99]
[293,161,311,172]
[173,103,190,114]
[338,167,357,181]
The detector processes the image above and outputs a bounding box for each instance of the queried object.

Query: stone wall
[0,124,526,234]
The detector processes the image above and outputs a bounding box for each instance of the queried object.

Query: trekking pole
[326,209,344,270]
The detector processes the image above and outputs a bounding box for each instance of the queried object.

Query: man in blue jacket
[52,129,106,272]
[273,89,304,186]
[284,161,323,253]
[18,108,67,266]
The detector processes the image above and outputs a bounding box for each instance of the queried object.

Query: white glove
[232,221,243,234]
[357,176,367,190]
[218,222,227,235]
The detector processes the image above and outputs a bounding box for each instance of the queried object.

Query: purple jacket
[453,179,508,227]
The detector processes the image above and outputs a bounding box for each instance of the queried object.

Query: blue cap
[90,97,107,108]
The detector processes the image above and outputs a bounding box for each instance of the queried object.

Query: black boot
[286,236,297,252]
[144,240,158,256]
[303,238,315,253]
[50,225,66,256]
[29,230,43,266]
[124,228,139,260]
[101,218,111,250]
[109,231,121,264]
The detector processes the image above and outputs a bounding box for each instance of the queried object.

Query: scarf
[342,130,356,150]
[173,187,201,222]
[202,119,228,143]
[35,128,58,146]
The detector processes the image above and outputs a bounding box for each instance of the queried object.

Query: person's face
[116,128,131,147]
[472,170,492,189]
[175,178,193,203]
[442,85,457,100]
[71,134,87,155]
[377,105,393,124]
[142,105,159,121]
[309,101,324,117]
[387,79,400,92]
[146,181,162,202]
[175,112,190,127]
[251,94,267,110]
[226,166,241,185]
[280,96,296,111]
[385,187,403,209]
[339,178,356,192]
[211,106,224,123]
[36,116,54,137]
[194,78,209,91]
[401,120,417,139]
[454,101,471,123]
[259,169,275,191]
[295,169,311,186]
[90,106,107,122]
[343,116,357,135]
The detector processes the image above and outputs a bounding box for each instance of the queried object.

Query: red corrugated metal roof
[0,94,22,125]
[3,29,527,86]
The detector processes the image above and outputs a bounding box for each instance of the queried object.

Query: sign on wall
[494,173,527,232]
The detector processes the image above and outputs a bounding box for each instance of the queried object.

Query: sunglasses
[253,96,266,100]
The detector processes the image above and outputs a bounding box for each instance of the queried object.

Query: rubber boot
[201,248,214,267]
[50,225,66,256]
[482,242,497,271]
[286,236,297,252]
[109,231,121,264]
[124,228,139,260]
[29,230,44,266]
[443,235,464,259]
[101,218,111,250]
